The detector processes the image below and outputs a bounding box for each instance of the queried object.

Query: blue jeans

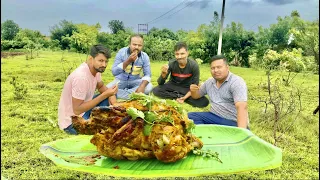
[188,112,250,129]
[63,94,110,135]
[64,124,78,135]
[106,78,153,100]
[82,94,110,120]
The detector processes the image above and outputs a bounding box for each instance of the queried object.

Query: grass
[1,50,319,179]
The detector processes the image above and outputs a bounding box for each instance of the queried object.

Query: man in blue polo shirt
[188,54,249,129]
[107,34,152,99]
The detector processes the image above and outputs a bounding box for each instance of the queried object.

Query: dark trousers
[152,82,209,108]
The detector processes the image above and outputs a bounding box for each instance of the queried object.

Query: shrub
[1,40,13,50]
[262,49,281,70]
[9,76,28,100]
[279,48,305,73]
[195,58,203,65]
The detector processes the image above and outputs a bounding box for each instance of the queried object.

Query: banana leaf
[40,125,282,177]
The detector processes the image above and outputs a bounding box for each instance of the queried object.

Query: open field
[1,50,319,179]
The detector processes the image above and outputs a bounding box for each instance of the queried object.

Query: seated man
[58,44,118,135]
[188,55,249,129]
[152,42,209,108]
[106,34,152,100]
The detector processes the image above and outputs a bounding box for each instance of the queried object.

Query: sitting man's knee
[200,98,210,107]
[144,83,153,94]
[194,102,208,108]
[188,113,198,122]
[152,86,160,95]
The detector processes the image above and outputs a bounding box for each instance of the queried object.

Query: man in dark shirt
[152,42,209,107]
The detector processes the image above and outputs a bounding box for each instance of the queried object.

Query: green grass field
[1,50,319,179]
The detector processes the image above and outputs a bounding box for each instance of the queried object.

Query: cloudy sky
[1,0,319,36]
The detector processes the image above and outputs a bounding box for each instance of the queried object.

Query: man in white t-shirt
[58,44,118,135]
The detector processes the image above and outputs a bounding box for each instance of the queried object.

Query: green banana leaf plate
[40,125,282,177]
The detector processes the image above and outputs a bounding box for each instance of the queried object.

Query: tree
[253,11,302,60]
[97,32,114,50]
[111,30,131,52]
[291,20,319,66]
[210,11,219,26]
[269,16,292,51]
[203,18,220,63]
[108,20,125,34]
[184,25,207,61]
[1,20,20,40]
[14,29,47,58]
[70,23,100,53]
[291,10,300,18]
[143,36,176,61]
[14,29,44,43]
[265,11,304,53]
[176,29,188,41]
[49,20,78,49]
[223,22,255,67]
[148,28,178,41]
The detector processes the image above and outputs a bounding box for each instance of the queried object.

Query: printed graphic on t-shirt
[125,65,142,75]
[172,73,192,78]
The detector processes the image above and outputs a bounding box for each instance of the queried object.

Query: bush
[1,40,30,51]
[262,49,281,70]
[195,58,203,65]
[1,40,13,50]
[248,53,262,70]
[301,56,318,74]
[48,39,61,50]
[259,48,309,73]
[9,76,28,100]
[144,36,176,61]
[279,48,305,73]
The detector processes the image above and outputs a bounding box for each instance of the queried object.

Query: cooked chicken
[72,93,203,163]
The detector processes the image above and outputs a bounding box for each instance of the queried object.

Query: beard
[95,67,106,73]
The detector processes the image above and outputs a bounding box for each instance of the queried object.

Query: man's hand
[127,51,138,63]
[190,84,201,99]
[161,64,169,78]
[190,84,200,92]
[135,80,148,93]
[176,91,191,104]
[176,97,185,104]
[108,95,117,105]
[102,84,118,98]
[135,86,145,93]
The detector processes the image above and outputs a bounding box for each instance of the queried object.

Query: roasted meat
[72,93,203,163]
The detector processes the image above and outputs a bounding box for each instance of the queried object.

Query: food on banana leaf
[72,93,203,163]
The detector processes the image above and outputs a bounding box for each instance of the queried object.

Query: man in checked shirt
[188,54,250,129]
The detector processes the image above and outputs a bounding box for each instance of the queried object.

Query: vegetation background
[1,10,319,179]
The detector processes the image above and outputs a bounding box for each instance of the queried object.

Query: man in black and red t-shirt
[152,42,209,108]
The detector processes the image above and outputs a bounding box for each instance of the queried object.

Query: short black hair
[209,54,228,65]
[90,44,111,59]
[129,34,144,43]
[174,41,188,51]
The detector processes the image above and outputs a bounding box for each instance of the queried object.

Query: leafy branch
[127,107,176,136]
